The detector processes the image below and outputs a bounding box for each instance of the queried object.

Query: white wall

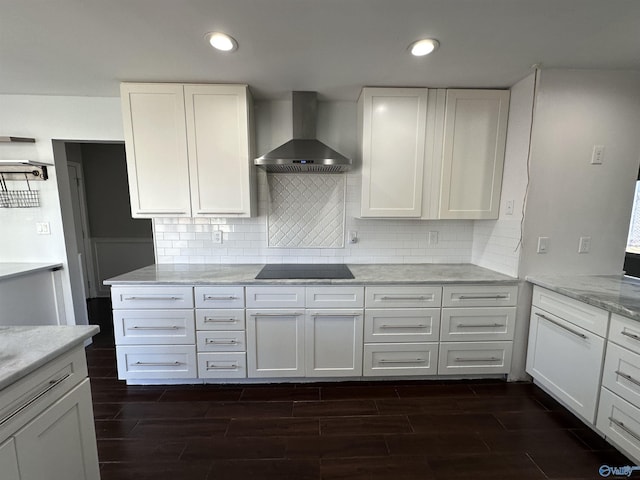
[0,95,124,324]
[520,70,640,276]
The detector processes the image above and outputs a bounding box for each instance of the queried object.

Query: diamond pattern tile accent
[267,174,345,248]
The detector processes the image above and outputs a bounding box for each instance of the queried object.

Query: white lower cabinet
[116,345,198,379]
[305,310,364,377]
[198,353,247,379]
[0,438,20,480]
[597,388,640,463]
[364,343,438,376]
[438,341,513,375]
[246,309,305,378]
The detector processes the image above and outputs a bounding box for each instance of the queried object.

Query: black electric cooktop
[255,264,354,280]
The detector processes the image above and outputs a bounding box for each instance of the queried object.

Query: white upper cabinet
[120,83,255,218]
[121,83,192,217]
[358,87,509,220]
[439,89,510,219]
[359,88,428,217]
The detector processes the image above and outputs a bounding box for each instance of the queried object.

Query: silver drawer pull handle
[204,295,237,300]
[457,323,505,328]
[609,417,640,443]
[380,324,427,329]
[123,296,181,301]
[615,370,640,388]
[378,358,425,364]
[206,339,239,345]
[206,364,239,370]
[204,318,237,323]
[132,361,182,366]
[0,373,70,428]
[380,296,427,300]
[536,313,588,339]
[454,357,501,362]
[621,331,640,342]
[128,326,180,330]
[458,295,508,300]
[250,313,302,317]
[311,313,360,318]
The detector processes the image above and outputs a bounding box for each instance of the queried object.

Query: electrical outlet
[578,236,591,254]
[537,236,549,254]
[505,200,514,215]
[348,231,358,244]
[213,230,223,244]
[428,231,439,245]
[591,145,605,165]
[36,222,50,235]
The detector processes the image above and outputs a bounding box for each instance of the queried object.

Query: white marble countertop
[0,263,63,282]
[0,325,99,391]
[104,263,518,286]
[527,274,640,322]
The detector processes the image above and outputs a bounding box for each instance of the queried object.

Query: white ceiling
[2,0,640,101]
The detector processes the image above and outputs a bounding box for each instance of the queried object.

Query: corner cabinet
[120,82,256,218]
[358,88,509,220]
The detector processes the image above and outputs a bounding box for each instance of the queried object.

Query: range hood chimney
[254,91,352,173]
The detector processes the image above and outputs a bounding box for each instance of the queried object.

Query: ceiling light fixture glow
[409,38,439,56]
[206,32,238,52]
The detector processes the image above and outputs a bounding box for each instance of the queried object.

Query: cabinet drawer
[603,342,640,410]
[596,388,640,464]
[440,307,516,341]
[198,353,247,379]
[609,314,640,355]
[532,286,608,337]
[116,346,197,380]
[113,310,195,345]
[364,309,440,342]
[246,286,306,308]
[365,286,442,308]
[197,331,245,352]
[196,309,245,330]
[442,285,517,307]
[111,286,194,309]
[438,341,513,375]
[363,343,438,376]
[0,438,19,480]
[306,286,364,308]
[194,286,245,308]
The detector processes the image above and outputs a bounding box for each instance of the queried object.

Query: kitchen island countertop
[0,325,99,391]
[104,263,518,286]
[527,274,640,322]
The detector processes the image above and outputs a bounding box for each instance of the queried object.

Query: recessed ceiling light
[408,38,439,57]
[206,32,238,52]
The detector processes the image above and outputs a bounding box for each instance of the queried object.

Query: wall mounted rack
[0,160,50,181]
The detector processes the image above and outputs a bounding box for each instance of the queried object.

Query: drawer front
[306,286,364,308]
[364,309,440,342]
[609,313,640,355]
[603,342,640,410]
[365,286,442,308]
[113,310,195,345]
[198,353,247,379]
[111,286,194,309]
[438,341,513,375]
[532,286,608,336]
[197,331,245,352]
[596,388,640,464]
[196,309,245,331]
[116,345,197,379]
[194,286,245,308]
[363,343,438,376]
[440,307,516,342]
[442,285,518,307]
[246,286,306,308]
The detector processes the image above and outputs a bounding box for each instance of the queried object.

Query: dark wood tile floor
[86,298,637,480]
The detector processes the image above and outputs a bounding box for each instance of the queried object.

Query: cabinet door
[246,310,305,377]
[0,438,20,480]
[305,310,363,377]
[359,88,428,217]
[526,307,605,424]
[14,380,100,480]
[120,83,192,217]
[439,89,509,219]
[185,84,255,217]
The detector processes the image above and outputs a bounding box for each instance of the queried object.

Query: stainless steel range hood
[254,91,352,173]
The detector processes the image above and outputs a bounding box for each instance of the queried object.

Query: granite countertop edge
[0,325,99,391]
[526,275,640,322]
[0,262,64,282]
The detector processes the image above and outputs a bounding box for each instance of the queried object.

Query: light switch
[591,145,605,165]
[578,236,591,254]
[537,236,549,254]
[213,230,223,244]
[36,222,50,235]
[428,231,439,245]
